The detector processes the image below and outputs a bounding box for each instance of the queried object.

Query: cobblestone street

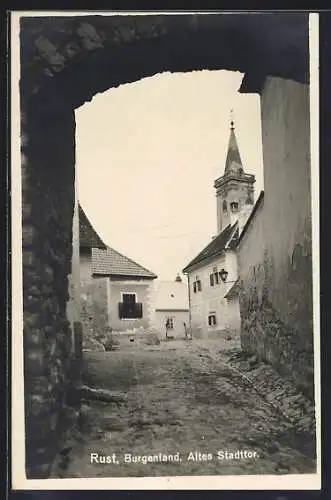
[56,339,316,478]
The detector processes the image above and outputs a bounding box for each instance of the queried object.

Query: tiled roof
[182,223,238,273]
[79,205,106,249]
[224,279,240,299]
[92,246,157,279]
[155,280,189,311]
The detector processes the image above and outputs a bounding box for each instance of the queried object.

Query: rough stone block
[43,265,54,284]
[28,394,50,416]
[22,251,35,267]
[22,224,36,247]
[26,348,44,375]
[25,328,44,347]
[24,295,44,313]
[24,312,42,329]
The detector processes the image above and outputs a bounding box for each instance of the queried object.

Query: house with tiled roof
[91,246,157,332]
[154,274,189,340]
[92,247,157,279]
[182,119,256,338]
[78,205,157,339]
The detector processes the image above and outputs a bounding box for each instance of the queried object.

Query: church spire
[224,112,244,175]
[214,111,256,234]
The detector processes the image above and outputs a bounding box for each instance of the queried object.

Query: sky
[76,70,264,281]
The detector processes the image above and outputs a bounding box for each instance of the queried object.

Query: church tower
[214,117,256,234]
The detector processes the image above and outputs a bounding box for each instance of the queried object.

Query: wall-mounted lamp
[219,269,228,282]
[219,269,237,284]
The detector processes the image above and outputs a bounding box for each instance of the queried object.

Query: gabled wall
[155,310,189,339]
[238,77,313,398]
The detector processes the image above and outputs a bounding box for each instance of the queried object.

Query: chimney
[175,273,182,282]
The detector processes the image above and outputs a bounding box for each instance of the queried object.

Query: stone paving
[54,338,316,478]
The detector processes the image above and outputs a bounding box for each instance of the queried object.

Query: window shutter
[137,302,143,318]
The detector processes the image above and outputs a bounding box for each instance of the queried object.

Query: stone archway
[19,13,309,478]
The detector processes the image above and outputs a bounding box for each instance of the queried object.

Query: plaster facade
[238,77,314,398]
[108,278,156,332]
[79,251,156,337]
[187,251,240,338]
[154,310,189,340]
[153,279,189,339]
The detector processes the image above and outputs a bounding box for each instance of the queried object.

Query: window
[119,293,143,319]
[213,266,219,284]
[222,200,227,212]
[166,317,174,329]
[208,314,217,326]
[193,277,202,292]
[211,267,219,286]
[230,202,239,213]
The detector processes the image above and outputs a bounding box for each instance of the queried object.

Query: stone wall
[92,277,109,336]
[66,196,81,354]
[19,14,308,111]
[238,78,314,399]
[80,252,109,349]
[22,104,76,478]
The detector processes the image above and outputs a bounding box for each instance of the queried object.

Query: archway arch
[18,13,309,478]
[21,13,308,110]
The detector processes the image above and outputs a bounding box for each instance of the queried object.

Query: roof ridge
[225,220,239,249]
[182,223,235,272]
